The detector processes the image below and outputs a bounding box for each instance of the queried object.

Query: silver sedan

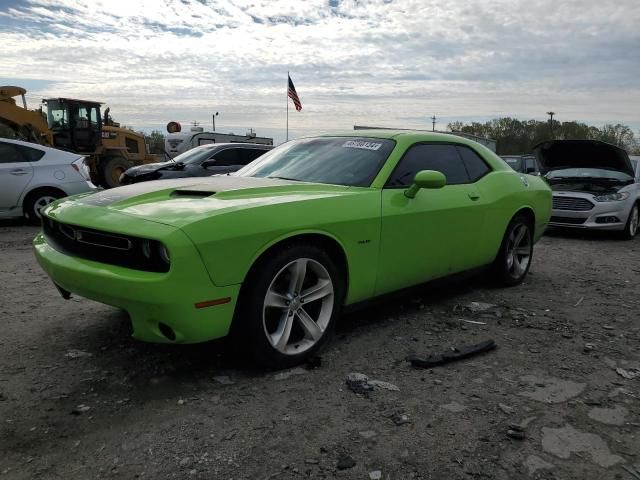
[0,138,97,224]
[535,141,639,239]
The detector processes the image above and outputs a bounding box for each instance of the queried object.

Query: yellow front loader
[0,86,158,188]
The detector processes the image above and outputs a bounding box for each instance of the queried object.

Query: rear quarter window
[0,142,44,163]
[456,146,491,181]
[17,144,45,162]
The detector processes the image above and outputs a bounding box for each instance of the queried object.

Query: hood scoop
[170,189,216,198]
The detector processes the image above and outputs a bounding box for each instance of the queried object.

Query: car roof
[0,138,82,158]
[316,129,490,145]
[196,142,272,149]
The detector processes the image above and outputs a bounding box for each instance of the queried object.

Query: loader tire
[99,156,132,188]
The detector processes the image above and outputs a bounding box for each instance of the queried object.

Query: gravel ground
[0,222,639,479]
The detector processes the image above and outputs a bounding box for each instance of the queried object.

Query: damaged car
[119,143,273,185]
[535,140,640,239]
[34,131,551,367]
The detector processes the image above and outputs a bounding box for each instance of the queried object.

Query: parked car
[119,143,273,184]
[34,131,551,367]
[501,154,539,174]
[0,138,96,224]
[535,140,640,239]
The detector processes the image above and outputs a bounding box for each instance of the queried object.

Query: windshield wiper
[267,176,301,182]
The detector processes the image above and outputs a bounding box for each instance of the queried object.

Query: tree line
[447,118,639,155]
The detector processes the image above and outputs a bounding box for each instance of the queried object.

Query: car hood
[124,161,183,177]
[533,140,634,177]
[46,176,359,228]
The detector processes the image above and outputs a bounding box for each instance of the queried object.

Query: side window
[76,107,90,128]
[0,142,29,163]
[525,157,537,173]
[239,148,267,165]
[16,144,45,162]
[387,144,469,187]
[211,148,240,166]
[89,107,99,127]
[457,146,490,182]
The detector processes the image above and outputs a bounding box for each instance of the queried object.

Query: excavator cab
[44,98,102,153]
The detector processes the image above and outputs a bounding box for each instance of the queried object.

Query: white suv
[0,138,97,224]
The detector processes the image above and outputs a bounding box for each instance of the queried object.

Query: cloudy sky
[1,0,639,144]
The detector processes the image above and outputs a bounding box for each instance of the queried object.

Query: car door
[375,143,487,295]
[201,148,242,176]
[0,141,35,213]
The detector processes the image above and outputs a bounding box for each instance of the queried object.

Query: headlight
[158,244,170,265]
[141,239,152,258]
[139,239,170,268]
[593,192,629,202]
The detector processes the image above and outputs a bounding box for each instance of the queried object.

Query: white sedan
[0,138,97,224]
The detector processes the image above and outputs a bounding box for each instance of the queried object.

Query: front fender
[181,190,382,304]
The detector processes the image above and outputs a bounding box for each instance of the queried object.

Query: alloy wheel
[33,195,59,219]
[262,258,334,355]
[506,223,532,278]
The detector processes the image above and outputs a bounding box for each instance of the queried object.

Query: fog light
[596,216,620,224]
[158,322,176,341]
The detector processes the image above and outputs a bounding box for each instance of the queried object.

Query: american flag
[288,75,302,112]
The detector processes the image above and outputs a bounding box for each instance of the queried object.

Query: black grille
[552,196,594,211]
[550,216,587,225]
[43,218,169,273]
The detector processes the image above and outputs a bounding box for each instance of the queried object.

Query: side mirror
[201,160,215,168]
[404,170,446,198]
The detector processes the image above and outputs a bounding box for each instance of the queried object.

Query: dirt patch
[1,223,639,479]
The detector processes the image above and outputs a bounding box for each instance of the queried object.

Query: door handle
[468,193,480,201]
[10,169,28,176]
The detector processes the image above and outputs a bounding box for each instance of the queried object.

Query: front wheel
[620,203,639,240]
[235,244,345,369]
[492,214,533,286]
[24,189,64,225]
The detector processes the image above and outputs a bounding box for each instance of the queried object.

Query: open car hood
[533,140,634,177]
[125,161,180,177]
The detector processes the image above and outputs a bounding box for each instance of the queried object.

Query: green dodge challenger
[34,131,552,367]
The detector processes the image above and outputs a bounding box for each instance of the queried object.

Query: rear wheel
[620,203,639,240]
[235,244,345,369]
[99,156,132,188]
[492,214,533,286]
[23,188,64,225]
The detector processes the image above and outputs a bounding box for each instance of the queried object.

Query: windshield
[236,137,396,187]
[546,168,633,182]
[503,157,523,171]
[172,145,217,165]
[46,100,68,130]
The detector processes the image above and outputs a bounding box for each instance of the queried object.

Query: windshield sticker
[342,140,383,151]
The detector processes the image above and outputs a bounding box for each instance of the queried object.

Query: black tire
[23,188,65,225]
[492,214,534,286]
[234,243,346,369]
[99,156,132,188]
[620,203,639,240]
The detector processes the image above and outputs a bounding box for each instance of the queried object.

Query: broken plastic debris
[64,349,93,359]
[464,302,497,312]
[407,339,497,369]
[615,367,640,380]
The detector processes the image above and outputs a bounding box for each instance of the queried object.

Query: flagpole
[286,71,289,142]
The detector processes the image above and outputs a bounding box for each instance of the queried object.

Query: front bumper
[33,230,240,344]
[549,197,633,231]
